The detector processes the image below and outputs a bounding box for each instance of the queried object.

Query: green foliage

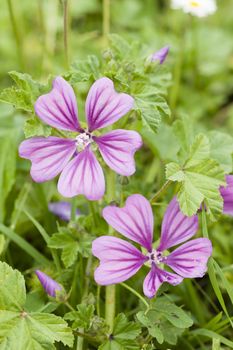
[0,72,47,113]
[65,304,95,329]
[166,133,226,218]
[137,298,193,345]
[65,303,109,344]
[0,132,17,222]
[0,262,73,349]
[24,117,51,138]
[100,313,141,350]
[0,72,51,139]
[70,34,171,134]
[48,226,92,268]
[70,55,101,82]
[209,131,233,173]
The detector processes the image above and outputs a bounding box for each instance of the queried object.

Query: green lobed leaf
[0,262,74,349]
[70,55,100,83]
[137,298,193,346]
[100,313,141,350]
[134,95,170,134]
[113,313,141,340]
[0,87,32,112]
[0,262,26,311]
[65,304,95,330]
[48,230,79,268]
[151,299,193,329]
[24,117,51,138]
[166,133,225,218]
[209,130,233,172]
[0,71,47,113]
[0,311,73,349]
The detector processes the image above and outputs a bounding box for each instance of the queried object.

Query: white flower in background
[171,0,217,17]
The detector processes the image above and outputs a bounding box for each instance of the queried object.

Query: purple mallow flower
[48,201,80,221]
[220,175,233,216]
[19,77,142,201]
[35,270,62,297]
[92,195,212,298]
[149,46,169,64]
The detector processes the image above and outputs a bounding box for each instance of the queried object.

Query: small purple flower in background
[19,77,142,201]
[92,195,212,298]
[220,175,233,216]
[35,270,62,297]
[48,201,80,221]
[149,46,169,64]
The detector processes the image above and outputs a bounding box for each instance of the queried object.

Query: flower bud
[48,201,80,221]
[35,270,63,298]
[149,46,170,64]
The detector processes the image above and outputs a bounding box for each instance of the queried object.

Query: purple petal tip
[48,201,80,221]
[35,270,62,297]
[150,46,170,64]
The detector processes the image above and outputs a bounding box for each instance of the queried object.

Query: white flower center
[75,132,93,151]
[147,249,165,265]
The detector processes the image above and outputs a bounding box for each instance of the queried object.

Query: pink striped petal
[19,137,76,182]
[158,197,199,251]
[85,77,134,132]
[35,77,80,132]
[220,175,233,216]
[143,264,183,298]
[165,238,212,278]
[92,236,146,285]
[58,146,105,200]
[94,129,142,176]
[102,194,153,251]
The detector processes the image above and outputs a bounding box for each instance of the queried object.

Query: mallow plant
[0,32,233,350]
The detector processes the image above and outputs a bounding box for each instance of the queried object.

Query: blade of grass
[213,259,233,308]
[201,209,232,325]
[191,329,233,348]
[24,210,50,243]
[24,210,61,272]
[0,223,49,266]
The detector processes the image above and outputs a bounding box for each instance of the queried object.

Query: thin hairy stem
[150,180,172,204]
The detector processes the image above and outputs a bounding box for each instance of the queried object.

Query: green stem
[7,0,25,70]
[71,197,77,222]
[145,158,159,185]
[201,206,232,325]
[97,285,101,317]
[63,0,69,67]
[120,282,150,310]
[65,301,75,311]
[89,202,98,226]
[190,16,199,88]
[103,0,110,45]
[105,169,116,332]
[150,180,172,204]
[0,223,50,266]
[201,204,209,238]
[169,19,186,117]
[77,257,92,350]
